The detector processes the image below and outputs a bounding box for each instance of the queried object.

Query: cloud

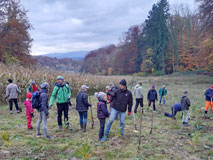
[21,0,196,55]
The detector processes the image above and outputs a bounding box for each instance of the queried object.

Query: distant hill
[41,51,89,60]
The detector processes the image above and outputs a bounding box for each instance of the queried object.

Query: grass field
[0,74,213,160]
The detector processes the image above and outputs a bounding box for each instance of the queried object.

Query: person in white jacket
[5,79,21,114]
[134,82,143,113]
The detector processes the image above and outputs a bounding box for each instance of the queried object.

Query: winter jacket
[204,88,213,101]
[181,96,191,111]
[50,83,71,105]
[107,86,119,103]
[97,98,109,119]
[39,89,49,116]
[171,103,182,112]
[108,88,133,112]
[24,100,34,117]
[147,89,158,101]
[159,88,167,96]
[5,83,21,100]
[134,84,143,99]
[27,84,38,93]
[76,91,92,112]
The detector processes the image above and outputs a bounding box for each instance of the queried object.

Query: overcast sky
[21,0,197,55]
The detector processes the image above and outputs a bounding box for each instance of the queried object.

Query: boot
[58,125,63,131]
[83,124,86,132]
[80,123,83,130]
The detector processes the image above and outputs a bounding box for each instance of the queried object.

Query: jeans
[148,100,156,111]
[105,108,126,136]
[99,118,106,139]
[134,98,143,113]
[159,96,166,105]
[57,103,69,126]
[36,111,48,136]
[78,111,88,124]
[9,99,19,111]
[182,110,190,123]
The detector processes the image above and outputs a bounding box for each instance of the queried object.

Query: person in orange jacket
[204,85,213,118]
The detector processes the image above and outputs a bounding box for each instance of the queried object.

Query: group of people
[4,77,213,141]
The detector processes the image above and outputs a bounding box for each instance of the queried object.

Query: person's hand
[49,104,53,109]
[128,112,131,115]
[31,113,34,118]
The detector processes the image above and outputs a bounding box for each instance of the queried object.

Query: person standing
[50,76,71,131]
[134,82,143,113]
[147,85,158,112]
[159,85,167,105]
[36,82,51,139]
[27,81,38,93]
[5,79,21,114]
[76,85,92,132]
[103,79,133,140]
[204,85,213,118]
[95,92,110,141]
[181,91,191,126]
[24,92,34,130]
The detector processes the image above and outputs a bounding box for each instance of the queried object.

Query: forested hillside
[82,0,213,75]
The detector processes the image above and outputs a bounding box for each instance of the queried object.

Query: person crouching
[95,92,110,141]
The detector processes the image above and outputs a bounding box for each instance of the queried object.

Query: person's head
[32,81,36,85]
[210,85,213,90]
[95,92,106,100]
[41,82,49,90]
[105,86,110,92]
[138,82,142,86]
[8,79,13,83]
[81,85,89,92]
[26,92,32,100]
[152,85,155,90]
[162,85,166,89]
[57,76,64,85]
[183,90,188,96]
[119,79,127,90]
[109,82,114,89]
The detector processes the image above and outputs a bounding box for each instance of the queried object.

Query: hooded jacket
[5,83,21,100]
[76,91,92,112]
[204,88,213,101]
[24,100,34,117]
[109,88,133,112]
[50,83,71,105]
[39,88,49,116]
[134,84,143,99]
[181,95,191,110]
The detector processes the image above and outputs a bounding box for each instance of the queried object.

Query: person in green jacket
[159,85,167,105]
[50,76,71,131]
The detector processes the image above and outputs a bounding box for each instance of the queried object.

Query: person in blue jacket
[164,103,182,119]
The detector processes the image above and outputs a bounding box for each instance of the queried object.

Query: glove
[128,112,131,115]
[31,113,34,118]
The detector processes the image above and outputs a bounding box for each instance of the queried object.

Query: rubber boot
[58,125,63,131]
[80,123,83,130]
[83,124,86,132]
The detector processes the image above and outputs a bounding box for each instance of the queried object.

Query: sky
[21,0,197,55]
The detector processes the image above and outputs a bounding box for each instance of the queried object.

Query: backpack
[31,91,41,110]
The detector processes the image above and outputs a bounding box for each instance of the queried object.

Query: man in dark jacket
[181,91,191,126]
[164,103,182,119]
[204,85,213,117]
[103,79,133,140]
[76,85,92,132]
[147,85,158,112]
[36,82,51,139]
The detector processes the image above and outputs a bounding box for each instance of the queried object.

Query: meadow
[0,65,213,160]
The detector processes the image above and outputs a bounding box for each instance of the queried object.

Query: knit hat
[32,81,35,85]
[119,79,127,87]
[152,85,155,89]
[41,82,49,89]
[211,85,213,89]
[26,92,32,99]
[183,91,188,95]
[8,79,13,83]
[105,86,110,90]
[162,85,166,88]
[57,76,64,80]
[81,85,89,90]
[95,92,106,99]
